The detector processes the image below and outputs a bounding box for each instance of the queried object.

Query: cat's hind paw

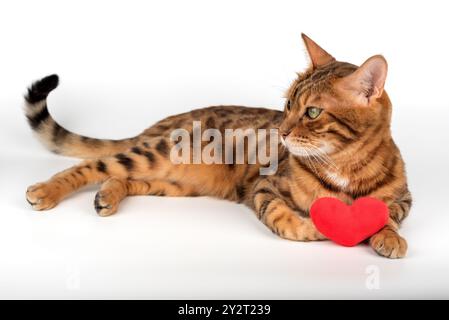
[94,190,121,217]
[26,182,62,211]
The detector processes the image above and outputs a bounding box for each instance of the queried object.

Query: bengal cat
[24,34,411,258]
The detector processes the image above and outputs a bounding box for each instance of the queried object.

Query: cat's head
[280,34,391,158]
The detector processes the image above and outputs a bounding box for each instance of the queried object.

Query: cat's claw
[26,182,61,211]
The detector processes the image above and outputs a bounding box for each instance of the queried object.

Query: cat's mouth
[282,137,333,158]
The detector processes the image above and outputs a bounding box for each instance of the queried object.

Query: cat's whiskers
[303,143,338,171]
[303,148,320,177]
[314,149,338,171]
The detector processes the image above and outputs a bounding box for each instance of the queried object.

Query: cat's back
[141,105,284,138]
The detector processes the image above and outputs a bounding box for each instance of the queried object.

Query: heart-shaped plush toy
[310,197,389,247]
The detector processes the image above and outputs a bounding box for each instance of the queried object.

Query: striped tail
[24,74,138,158]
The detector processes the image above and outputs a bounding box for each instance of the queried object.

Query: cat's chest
[287,174,354,212]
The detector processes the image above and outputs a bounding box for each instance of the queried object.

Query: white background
[0,0,448,299]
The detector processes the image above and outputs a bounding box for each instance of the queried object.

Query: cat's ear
[337,55,388,106]
[301,33,336,68]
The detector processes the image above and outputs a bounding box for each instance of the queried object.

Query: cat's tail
[24,74,138,158]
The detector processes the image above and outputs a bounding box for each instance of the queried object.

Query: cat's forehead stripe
[292,62,357,100]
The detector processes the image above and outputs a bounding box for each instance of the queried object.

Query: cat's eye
[286,100,291,111]
[306,106,322,119]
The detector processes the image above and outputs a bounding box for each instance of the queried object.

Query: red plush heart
[310,197,389,247]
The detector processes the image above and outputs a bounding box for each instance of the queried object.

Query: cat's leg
[94,178,197,216]
[26,138,176,210]
[252,180,325,241]
[26,160,110,210]
[369,190,411,259]
[25,138,199,211]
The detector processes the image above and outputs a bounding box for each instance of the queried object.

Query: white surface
[0,0,449,299]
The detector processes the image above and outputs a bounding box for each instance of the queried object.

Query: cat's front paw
[26,182,62,211]
[370,228,407,259]
[94,190,120,217]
